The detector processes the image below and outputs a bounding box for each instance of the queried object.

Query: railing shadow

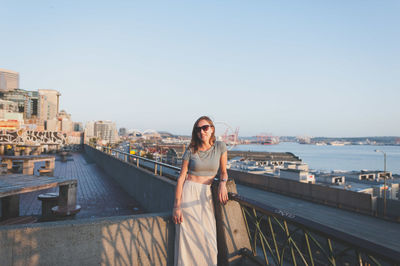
[0,213,174,266]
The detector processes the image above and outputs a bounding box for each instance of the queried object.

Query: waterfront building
[280,168,315,183]
[0,68,19,91]
[316,174,346,185]
[344,170,393,182]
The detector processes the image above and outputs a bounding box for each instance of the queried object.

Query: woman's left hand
[218,182,228,204]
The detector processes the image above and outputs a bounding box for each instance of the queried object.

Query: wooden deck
[17,152,143,220]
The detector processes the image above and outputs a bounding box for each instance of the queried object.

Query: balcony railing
[95,145,400,265]
[230,193,399,266]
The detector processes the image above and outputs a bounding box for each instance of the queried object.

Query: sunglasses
[195,125,213,132]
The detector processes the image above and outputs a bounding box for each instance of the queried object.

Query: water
[231,143,400,174]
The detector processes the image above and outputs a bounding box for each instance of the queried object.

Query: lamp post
[375,149,387,217]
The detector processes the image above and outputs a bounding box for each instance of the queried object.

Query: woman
[173,116,229,266]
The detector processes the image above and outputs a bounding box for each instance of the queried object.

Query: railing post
[137,158,139,167]
[211,179,252,266]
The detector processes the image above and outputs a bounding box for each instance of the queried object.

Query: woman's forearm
[174,176,185,208]
[174,160,188,209]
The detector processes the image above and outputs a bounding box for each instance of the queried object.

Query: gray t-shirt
[182,141,227,176]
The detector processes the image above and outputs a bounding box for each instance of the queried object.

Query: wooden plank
[1,155,55,160]
[0,175,76,198]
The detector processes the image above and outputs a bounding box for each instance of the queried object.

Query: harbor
[231,142,400,175]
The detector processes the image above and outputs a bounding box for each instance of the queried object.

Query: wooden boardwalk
[18,152,143,220]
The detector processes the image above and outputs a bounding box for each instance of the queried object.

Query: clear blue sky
[1,1,399,137]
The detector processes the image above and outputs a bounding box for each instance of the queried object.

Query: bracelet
[220,178,228,182]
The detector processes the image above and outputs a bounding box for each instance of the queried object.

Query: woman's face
[196,119,214,143]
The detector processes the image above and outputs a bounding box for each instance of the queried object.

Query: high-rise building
[84,121,95,138]
[0,68,19,91]
[38,89,61,123]
[94,120,118,144]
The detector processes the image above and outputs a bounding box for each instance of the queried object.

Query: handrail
[94,145,181,180]
[103,146,181,170]
[229,192,400,265]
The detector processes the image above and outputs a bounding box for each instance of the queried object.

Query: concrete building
[45,119,58,131]
[84,121,95,138]
[344,170,393,182]
[94,120,119,144]
[0,89,38,119]
[74,122,83,132]
[0,99,18,113]
[283,161,309,171]
[38,89,61,123]
[0,68,19,91]
[316,174,346,185]
[280,168,315,183]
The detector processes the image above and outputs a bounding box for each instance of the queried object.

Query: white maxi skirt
[174,180,217,266]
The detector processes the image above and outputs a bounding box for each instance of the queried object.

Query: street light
[375,149,387,217]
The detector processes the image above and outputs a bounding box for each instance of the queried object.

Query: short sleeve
[182,148,191,161]
[219,141,227,154]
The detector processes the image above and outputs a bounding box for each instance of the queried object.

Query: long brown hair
[189,116,216,153]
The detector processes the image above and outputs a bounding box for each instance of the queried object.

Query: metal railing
[92,145,399,265]
[97,145,181,180]
[230,193,400,266]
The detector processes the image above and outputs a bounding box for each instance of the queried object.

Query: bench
[38,193,59,220]
[38,167,54,176]
[0,163,8,175]
[52,204,81,216]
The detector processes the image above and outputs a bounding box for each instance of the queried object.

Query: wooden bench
[0,175,79,220]
[38,168,54,176]
[1,155,55,175]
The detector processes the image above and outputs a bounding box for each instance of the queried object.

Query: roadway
[236,184,400,253]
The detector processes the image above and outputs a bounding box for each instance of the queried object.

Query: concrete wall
[0,213,174,266]
[228,169,375,215]
[84,145,176,213]
[377,198,400,221]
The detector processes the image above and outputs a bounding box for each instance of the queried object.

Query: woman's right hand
[173,207,183,224]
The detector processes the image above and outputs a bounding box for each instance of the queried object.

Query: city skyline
[1,1,399,137]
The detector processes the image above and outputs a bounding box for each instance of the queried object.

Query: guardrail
[97,146,181,180]
[93,145,399,265]
[230,193,399,265]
